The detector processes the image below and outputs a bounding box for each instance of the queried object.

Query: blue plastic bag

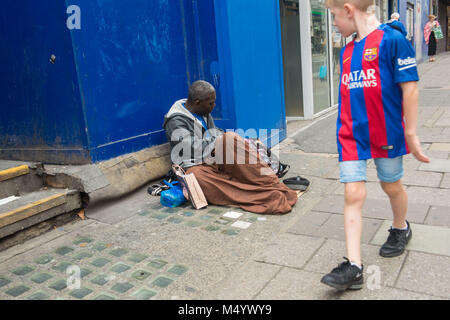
[160,180,187,208]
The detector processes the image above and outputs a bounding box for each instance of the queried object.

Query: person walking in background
[424,15,440,62]
[388,12,407,36]
[390,12,400,22]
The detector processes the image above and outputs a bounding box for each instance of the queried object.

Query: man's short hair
[326,0,375,11]
[188,80,215,102]
[391,12,400,20]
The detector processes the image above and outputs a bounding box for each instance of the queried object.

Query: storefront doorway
[279,0,343,120]
[310,1,332,114]
[280,0,304,117]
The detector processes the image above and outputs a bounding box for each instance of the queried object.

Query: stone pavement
[0,53,450,300]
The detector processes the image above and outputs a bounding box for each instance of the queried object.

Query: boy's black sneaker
[320,257,364,291]
[379,220,412,257]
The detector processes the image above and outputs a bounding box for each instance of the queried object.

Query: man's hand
[405,133,430,163]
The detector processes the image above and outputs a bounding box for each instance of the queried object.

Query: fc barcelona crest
[364,48,378,61]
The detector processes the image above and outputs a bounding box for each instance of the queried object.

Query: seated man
[163,80,298,214]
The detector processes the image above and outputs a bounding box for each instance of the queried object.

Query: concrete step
[0,188,81,240]
[0,161,44,198]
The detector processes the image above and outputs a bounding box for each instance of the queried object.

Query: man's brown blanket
[186,132,298,214]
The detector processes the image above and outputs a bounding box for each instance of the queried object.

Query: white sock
[392,222,408,230]
[350,261,362,270]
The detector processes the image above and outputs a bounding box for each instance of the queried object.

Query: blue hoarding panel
[0,1,88,162]
[68,0,191,162]
[1,0,287,164]
[213,0,287,147]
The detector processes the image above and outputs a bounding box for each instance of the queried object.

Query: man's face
[194,92,216,116]
[330,5,356,38]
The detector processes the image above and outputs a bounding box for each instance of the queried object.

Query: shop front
[279,0,435,121]
[280,0,345,120]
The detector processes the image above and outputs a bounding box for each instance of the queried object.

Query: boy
[321,0,430,291]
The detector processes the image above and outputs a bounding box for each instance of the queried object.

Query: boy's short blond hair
[326,0,375,11]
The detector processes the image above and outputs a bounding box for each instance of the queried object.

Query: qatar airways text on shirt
[342,69,378,90]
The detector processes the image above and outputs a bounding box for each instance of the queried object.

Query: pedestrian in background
[390,12,400,22]
[424,15,440,62]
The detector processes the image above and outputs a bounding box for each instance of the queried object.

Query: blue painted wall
[0,1,89,163]
[214,0,287,146]
[1,0,288,164]
[69,0,193,162]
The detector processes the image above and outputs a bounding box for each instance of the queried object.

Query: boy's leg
[380,180,408,229]
[344,182,366,266]
[321,161,366,291]
[375,157,412,257]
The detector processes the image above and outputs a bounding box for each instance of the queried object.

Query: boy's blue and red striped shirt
[337,23,419,162]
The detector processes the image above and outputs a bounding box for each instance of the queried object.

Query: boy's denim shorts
[339,156,404,183]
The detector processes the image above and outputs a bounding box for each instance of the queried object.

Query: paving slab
[441,173,450,188]
[424,206,450,227]
[311,195,344,214]
[85,185,164,225]
[215,261,281,300]
[420,92,450,108]
[417,127,444,136]
[314,215,382,244]
[312,196,428,223]
[421,150,450,161]
[287,211,331,236]
[429,143,450,152]
[419,134,450,143]
[395,251,450,299]
[434,110,450,127]
[254,234,325,269]
[401,170,443,188]
[417,106,440,126]
[292,176,340,197]
[255,268,342,300]
[291,113,338,154]
[406,186,450,207]
[371,220,450,256]
[419,159,450,173]
[442,127,450,136]
[363,199,429,224]
[303,239,407,287]
[279,153,338,179]
[254,268,438,300]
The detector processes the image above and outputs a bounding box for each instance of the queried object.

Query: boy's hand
[400,81,431,163]
[405,133,430,163]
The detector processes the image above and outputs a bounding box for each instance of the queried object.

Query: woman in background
[424,15,440,62]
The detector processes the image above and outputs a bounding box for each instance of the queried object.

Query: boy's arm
[400,81,430,163]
